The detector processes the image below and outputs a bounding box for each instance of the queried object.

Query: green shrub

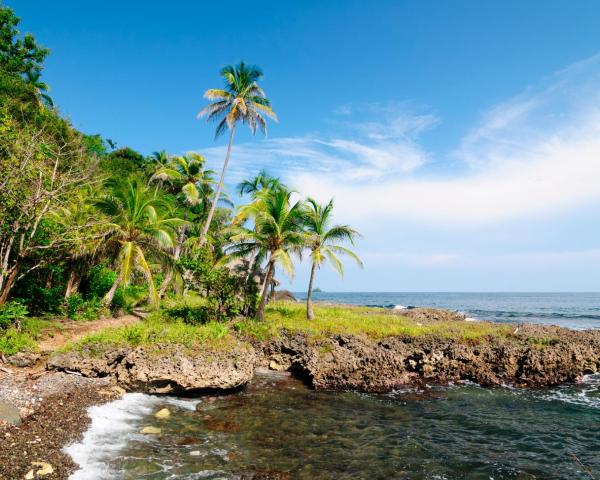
[0,300,28,330]
[64,294,105,321]
[0,328,37,355]
[87,263,117,299]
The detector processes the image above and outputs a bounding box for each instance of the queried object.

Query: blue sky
[11,0,600,291]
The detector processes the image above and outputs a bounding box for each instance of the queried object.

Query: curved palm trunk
[200,126,236,245]
[306,261,318,320]
[103,274,121,306]
[257,257,275,321]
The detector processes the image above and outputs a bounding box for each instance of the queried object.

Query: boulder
[6,352,40,368]
[48,342,256,394]
[115,343,255,393]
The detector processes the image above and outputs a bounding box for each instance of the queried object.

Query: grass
[0,317,57,356]
[235,301,514,342]
[61,313,233,354]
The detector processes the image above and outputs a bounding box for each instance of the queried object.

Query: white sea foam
[393,304,407,310]
[65,393,181,480]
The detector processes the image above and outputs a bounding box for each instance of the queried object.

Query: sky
[10,0,600,292]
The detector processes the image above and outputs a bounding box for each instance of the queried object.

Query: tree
[0,4,48,76]
[228,187,305,321]
[303,198,362,320]
[24,71,53,107]
[151,152,215,206]
[93,179,185,307]
[237,169,280,197]
[197,61,277,245]
[0,109,94,305]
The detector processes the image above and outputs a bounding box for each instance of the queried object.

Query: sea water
[66,293,600,479]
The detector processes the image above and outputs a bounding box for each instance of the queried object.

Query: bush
[0,300,28,330]
[87,263,117,299]
[64,293,105,321]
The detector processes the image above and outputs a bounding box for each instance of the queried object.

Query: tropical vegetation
[0,4,363,355]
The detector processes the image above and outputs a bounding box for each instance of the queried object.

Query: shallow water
[67,372,600,479]
[294,292,600,329]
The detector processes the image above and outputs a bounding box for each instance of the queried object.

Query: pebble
[154,408,171,419]
[140,426,161,435]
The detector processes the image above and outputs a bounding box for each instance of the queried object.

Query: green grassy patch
[235,302,513,342]
[0,317,56,356]
[61,313,233,354]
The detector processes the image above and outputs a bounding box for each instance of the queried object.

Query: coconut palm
[303,198,362,320]
[228,187,305,321]
[151,153,216,206]
[197,61,277,245]
[25,71,53,107]
[93,179,185,307]
[237,170,280,196]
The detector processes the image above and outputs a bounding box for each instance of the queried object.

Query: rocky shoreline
[2,307,600,479]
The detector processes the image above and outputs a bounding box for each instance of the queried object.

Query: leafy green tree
[228,187,305,321]
[93,179,185,307]
[0,4,48,76]
[303,198,362,320]
[198,61,277,244]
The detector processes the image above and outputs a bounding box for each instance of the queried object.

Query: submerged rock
[140,426,161,435]
[154,408,170,418]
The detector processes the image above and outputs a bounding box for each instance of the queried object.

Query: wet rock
[0,400,21,426]
[7,352,40,368]
[24,461,54,478]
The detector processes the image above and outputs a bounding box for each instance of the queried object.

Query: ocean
[294,291,600,329]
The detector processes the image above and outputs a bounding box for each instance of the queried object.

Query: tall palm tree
[228,187,305,321]
[303,198,363,320]
[94,179,185,307]
[25,71,53,107]
[197,61,277,245]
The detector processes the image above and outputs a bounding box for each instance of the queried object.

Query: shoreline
[3,305,600,479]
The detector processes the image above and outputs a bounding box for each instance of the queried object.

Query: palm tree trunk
[103,274,121,306]
[257,258,274,321]
[200,125,236,245]
[158,226,185,298]
[306,261,318,320]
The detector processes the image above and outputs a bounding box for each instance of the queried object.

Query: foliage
[0,4,48,76]
[0,317,53,355]
[0,300,28,330]
[64,293,105,321]
[235,302,514,342]
[62,314,232,352]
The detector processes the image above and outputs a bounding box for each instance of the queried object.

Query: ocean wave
[65,393,179,480]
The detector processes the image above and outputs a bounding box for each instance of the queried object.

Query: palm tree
[197,61,277,245]
[228,187,305,321]
[237,170,280,196]
[303,198,362,320]
[151,153,216,206]
[94,179,185,307]
[25,71,53,107]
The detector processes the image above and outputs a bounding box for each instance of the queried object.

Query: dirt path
[37,314,140,353]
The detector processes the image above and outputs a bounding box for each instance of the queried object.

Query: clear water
[67,294,600,479]
[68,372,600,480]
[294,292,600,329]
